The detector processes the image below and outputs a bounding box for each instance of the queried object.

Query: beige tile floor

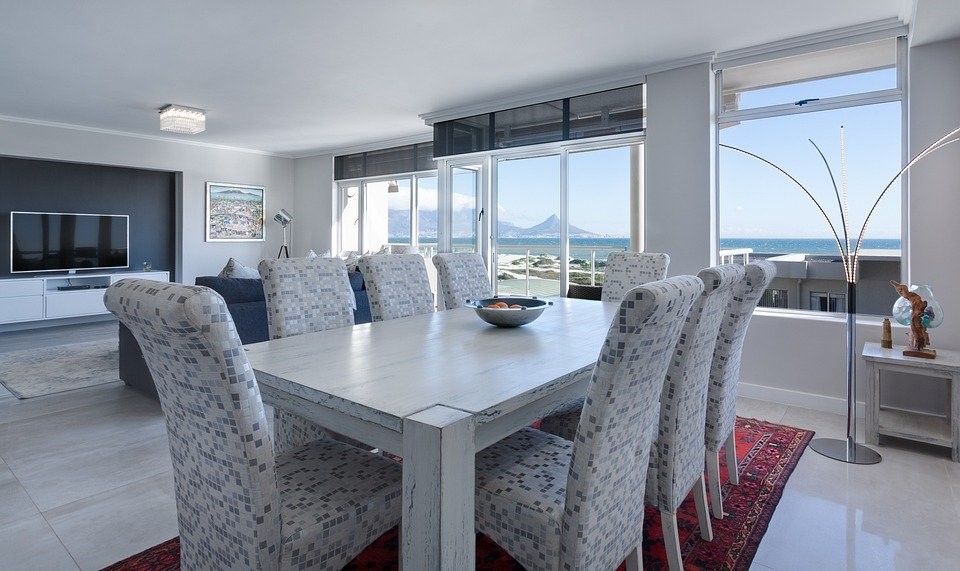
[1,326,958,569]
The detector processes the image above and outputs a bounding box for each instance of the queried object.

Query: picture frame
[205,182,265,242]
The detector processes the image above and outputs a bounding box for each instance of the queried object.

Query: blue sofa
[119,271,372,398]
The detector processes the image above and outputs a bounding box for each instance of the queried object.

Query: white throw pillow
[376,245,392,255]
[304,249,318,258]
[218,257,261,279]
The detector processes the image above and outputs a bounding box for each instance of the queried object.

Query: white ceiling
[2,0,953,158]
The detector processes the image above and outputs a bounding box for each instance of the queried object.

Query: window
[337,173,437,255]
[717,36,904,316]
[810,291,846,313]
[760,289,789,309]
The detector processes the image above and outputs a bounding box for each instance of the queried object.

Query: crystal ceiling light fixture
[158,104,206,134]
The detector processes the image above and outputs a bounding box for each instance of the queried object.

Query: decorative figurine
[891,281,941,359]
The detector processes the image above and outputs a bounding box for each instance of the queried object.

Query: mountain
[500,214,596,238]
[388,211,597,238]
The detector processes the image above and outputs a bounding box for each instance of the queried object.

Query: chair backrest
[358,254,435,321]
[705,260,777,451]
[103,279,281,570]
[601,252,671,302]
[559,275,703,570]
[259,257,355,339]
[648,264,743,512]
[432,252,493,310]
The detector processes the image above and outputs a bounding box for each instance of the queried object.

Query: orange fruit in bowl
[496,302,509,308]
[487,304,500,309]
[509,304,523,309]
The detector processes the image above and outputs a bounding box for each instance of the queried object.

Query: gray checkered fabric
[475,276,703,571]
[432,252,493,310]
[259,257,355,340]
[705,261,776,452]
[646,265,743,513]
[358,254,435,321]
[259,257,360,455]
[600,252,670,303]
[104,279,401,570]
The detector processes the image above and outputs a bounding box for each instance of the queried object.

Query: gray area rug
[0,339,120,399]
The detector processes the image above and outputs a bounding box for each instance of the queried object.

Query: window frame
[714,35,909,316]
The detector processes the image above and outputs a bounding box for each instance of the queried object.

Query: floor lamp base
[809,437,882,464]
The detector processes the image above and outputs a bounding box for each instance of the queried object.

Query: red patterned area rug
[103,417,812,571]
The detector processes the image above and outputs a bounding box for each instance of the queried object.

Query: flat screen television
[10,211,129,273]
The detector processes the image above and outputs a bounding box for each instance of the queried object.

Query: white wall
[907,37,960,348]
[0,119,294,283]
[644,62,716,276]
[291,154,335,256]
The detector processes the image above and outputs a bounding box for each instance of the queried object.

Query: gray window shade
[433,84,644,158]
[569,85,644,139]
[494,101,564,149]
[334,142,435,181]
[434,113,492,158]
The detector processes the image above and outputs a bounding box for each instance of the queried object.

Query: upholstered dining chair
[359,253,435,321]
[432,252,493,310]
[601,251,671,303]
[104,279,402,570]
[259,257,360,454]
[646,264,743,571]
[704,260,776,519]
[474,276,703,571]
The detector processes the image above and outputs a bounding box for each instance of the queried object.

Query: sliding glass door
[495,154,561,296]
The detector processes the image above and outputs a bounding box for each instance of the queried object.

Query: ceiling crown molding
[0,114,293,158]
[419,53,714,126]
[714,18,908,70]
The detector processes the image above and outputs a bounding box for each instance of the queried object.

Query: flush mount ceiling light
[158,104,206,134]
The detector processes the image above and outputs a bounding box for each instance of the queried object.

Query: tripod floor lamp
[274,209,293,258]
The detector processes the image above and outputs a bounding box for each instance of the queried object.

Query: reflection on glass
[364,179,411,252]
[496,155,560,297]
[452,166,478,252]
[340,185,360,253]
[417,175,438,256]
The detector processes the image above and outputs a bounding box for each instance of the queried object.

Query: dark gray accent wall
[0,156,178,279]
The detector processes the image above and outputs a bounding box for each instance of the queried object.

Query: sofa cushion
[347,270,365,292]
[217,257,261,279]
[196,276,265,305]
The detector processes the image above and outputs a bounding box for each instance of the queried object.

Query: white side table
[863,342,960,461]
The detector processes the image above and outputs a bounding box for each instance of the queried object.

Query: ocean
[442,237,901,260]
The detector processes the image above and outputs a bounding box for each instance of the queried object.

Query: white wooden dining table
[243,297,619,569]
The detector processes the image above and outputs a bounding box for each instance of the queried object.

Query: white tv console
[0,270,170,325]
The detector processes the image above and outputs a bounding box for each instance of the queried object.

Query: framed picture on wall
[205,182,265,242]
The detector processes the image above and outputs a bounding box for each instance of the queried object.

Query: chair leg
[725,428,740,485]
[693,474,714,541]
[706,451,724,519]
[661,509,683,571]
[624,544,642,571]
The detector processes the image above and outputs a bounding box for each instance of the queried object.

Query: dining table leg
[401,405,476,570]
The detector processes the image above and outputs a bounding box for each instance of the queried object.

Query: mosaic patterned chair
[601,252,671,303]
[646,264,743,571]
[259,257,361,455]
[104,279,402,570]
[474,276,703,571]
[704,260,776,519]
[358,254,435,321]
[432,252,493,310]
[537,250,672,439]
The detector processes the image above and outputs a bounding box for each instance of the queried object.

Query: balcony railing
[719,247,753,265]
[497,244,628,296]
